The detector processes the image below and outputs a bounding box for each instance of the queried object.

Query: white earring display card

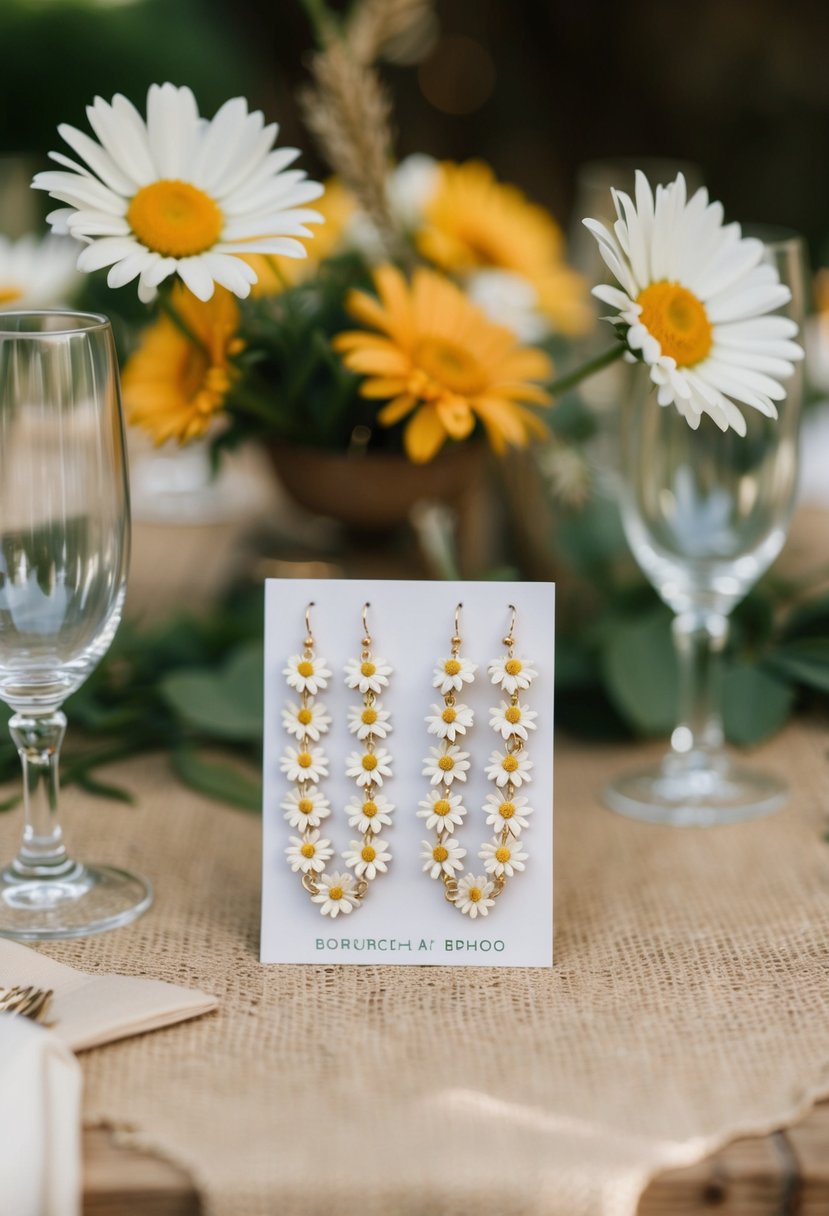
[261,579,554,966]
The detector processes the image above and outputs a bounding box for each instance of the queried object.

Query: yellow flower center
[438,754,455,771]
[127,179,223,258]
[434,799,451,817]
[499,802,515,819]
[444,659,461,676]
[297,661,314,678]
[361,708,378,725]
[433,845,449,862]
[412,336,483,396]
[300,843,316,858]
[298,708,313,725]
[636,280,712,367]
[298,798,314,815]
[297,752,313,768]
[442,707,457,723]
[502,755,519,772]
[505,659,522,676]
[360,660,376,676]
[495,846,511,863]
[468,886,482,903]
[0,286,23,305]
[505,706,522,723]
[329,885,344,901]
[361,754,378,771]
[363,801,378,818]
[361,845,376,862]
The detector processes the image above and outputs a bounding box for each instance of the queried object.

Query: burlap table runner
[4,722,829,1216]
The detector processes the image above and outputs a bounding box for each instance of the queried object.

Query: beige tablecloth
[1,723,827,1216]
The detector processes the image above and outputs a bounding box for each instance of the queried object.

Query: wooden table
[82,1100,829,1214]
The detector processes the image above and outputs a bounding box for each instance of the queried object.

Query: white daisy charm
[346,748,393,789]
[311,872,361,918]
[455,874,497,919]
[343,836,392,880]
[33,82,324,303]
[280,745,328,785]
[283,654,332,696]
[423,744,470,787]
[281,787,331,830]
[285,831,334,875]
[417,789,467,834]
[281,700,331,742]
[583,170,803,434]
[433,655,477,695]
[485,748,533,789]
[489,701,537,741]
[483,792,533,837]
[421,837,467,879]
[344,655,393,694]
[479,837,528,878]
[425,701,475,742]
[488,655,537,696]
[346,794,394,835]
[347,703,392,741]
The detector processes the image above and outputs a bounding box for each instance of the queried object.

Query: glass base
[603,755,788,827]
[0,861,153,940]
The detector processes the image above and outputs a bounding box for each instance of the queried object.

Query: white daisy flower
[0,234,81,309]
[33,82,324,303]
[285,830,333,874]
[343,836,392,880]
[281,699,331,742]
[311,871,360,918]
[485,749,533,789]
[488,655,537,695]
[455,873,496,919]
[416,789,466,834]
[432,655,477,695]
[281,787,331,830]
[489,700,538,741]
[483,792,533,837]
[343,655,393,694]
[283,654,331,696]
[423,744,470,786]
[479,836,528,878]
[280,745,328,785]
[425,701,474,742]
[583,171,804,435]
[347,702,392,741]
[421,837,466,879]
[467,269,550,344]
[345,748,393,789]
[346,793,394,835]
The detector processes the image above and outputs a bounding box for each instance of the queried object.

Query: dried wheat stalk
[346,0,436,65]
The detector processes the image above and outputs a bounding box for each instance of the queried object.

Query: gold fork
[0,985,54,1022]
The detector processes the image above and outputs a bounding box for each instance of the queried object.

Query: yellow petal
[405,405,448,463]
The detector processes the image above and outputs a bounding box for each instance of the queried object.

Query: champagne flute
[0,311,152,937]
[603,235,806,826]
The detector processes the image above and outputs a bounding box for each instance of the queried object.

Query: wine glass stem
[7,710,75,880]
[671,610,728,768]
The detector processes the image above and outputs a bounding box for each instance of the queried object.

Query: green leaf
[160,642,264,742]
[722,663,795,745]
[765,640,829,695]
[172,747,262,812]
[600,610,678,735]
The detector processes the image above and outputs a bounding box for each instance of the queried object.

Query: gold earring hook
[304,602,315,646]
[504,603,517,649]
[362,601,372,650]
[451,602,463,652]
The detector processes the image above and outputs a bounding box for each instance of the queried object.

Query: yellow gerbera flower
[245,179,355,297]
[334,265,553,463]
[122,285,242,445]
[417,160,592,336]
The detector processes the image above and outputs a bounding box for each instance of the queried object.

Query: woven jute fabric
[5,722,829,1216]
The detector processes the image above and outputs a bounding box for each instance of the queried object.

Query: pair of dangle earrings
[420,604,537,918]
[280,603,394,919]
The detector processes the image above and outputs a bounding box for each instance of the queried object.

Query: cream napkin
[0,938,217,1051]
[0,1014,81,1216]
